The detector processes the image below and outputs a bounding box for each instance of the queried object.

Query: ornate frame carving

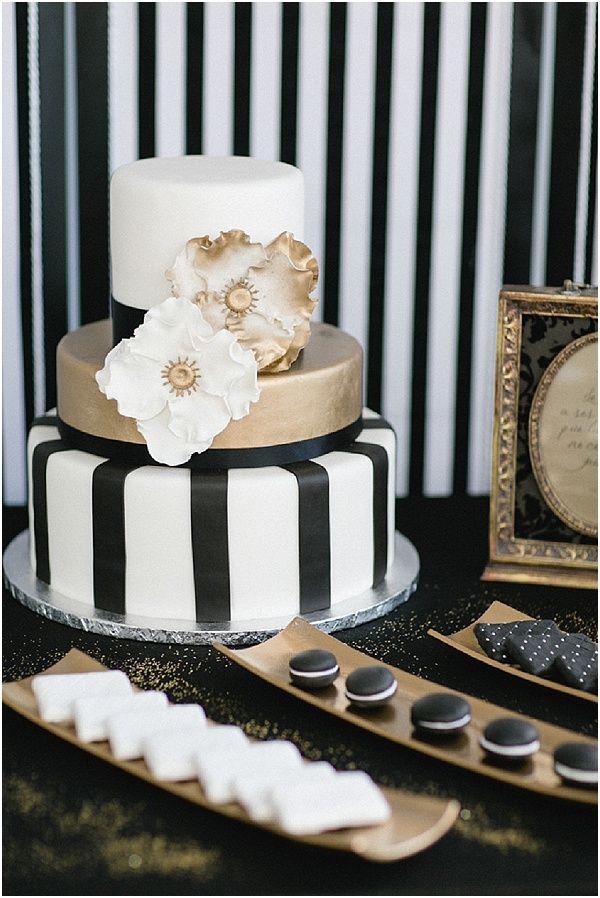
[484,287,598,589]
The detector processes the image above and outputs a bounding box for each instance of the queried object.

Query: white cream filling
[416,713,471,731]
[289,664,339,680]
[345,680,398,703]
[554,761,598,784]
[480,736,540,757]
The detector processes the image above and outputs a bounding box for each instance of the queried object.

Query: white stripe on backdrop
[468,1,513,497]
[297,2,329,325]
[338,1,376,372]
[2,1,598,506]
[423,2,470,497]
[2,2,27,504]
[381,1,423,499]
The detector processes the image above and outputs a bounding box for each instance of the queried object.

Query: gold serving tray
[1,649,460,864]
[216,618,598,805]
[428,601,598,704]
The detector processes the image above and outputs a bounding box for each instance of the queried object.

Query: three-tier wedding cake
[26,156,397,629]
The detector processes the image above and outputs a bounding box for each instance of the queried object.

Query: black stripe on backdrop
[585,53,597,284]
[323,2,346,327]
[453,3,487,495]
[280,3,300,166]
[234,3,252,156]
[546,3,587,285]
[366,2,394,413]
[138,2,156,159]
[186,2,204,155]
[76,3,109,325]
[39,2,67,411]
[409,3,441,497]
[15,4,34,429]
[504,3,543,284]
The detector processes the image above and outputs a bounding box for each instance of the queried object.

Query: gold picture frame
[483,284,598,589]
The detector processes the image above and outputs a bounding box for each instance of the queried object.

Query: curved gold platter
[2,649,459,863]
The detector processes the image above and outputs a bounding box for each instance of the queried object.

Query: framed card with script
[483,283,598,589]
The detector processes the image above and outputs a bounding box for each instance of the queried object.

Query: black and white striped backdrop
[2,1,597,506]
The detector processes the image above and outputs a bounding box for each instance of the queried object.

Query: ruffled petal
[132,297,212,362]
[96,340,165,421]
[262,317,312,373]
[226,309,293,370]
[265,232,319,291]
[168,389,231,444]
[192,230,267,293]
[188,328,255,397]
[226,339,261,418]
[250,252,315,326]
[194,291,228,334]
[165,237,211,301]
[137,407,210,466]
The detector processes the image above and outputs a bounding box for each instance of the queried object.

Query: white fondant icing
[317,451,373,604]
[357,427,396,572]
[124,466,196,620]
[110,156,305,310]
[46,450,104,608]
[227,466,300,620]
[26,410,397,624]
[27,423,59,572]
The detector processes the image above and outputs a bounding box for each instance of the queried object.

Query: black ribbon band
[111,297,145,344]
[57,416,363,471]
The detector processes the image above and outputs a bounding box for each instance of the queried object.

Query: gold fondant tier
[57,320,362,449]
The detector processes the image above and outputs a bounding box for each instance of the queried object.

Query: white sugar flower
[167,230,319,372]
[96,296,260,465]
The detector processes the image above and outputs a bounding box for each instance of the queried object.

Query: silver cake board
[3,530,419,646]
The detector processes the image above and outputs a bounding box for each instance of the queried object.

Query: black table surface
[3,498,598,896]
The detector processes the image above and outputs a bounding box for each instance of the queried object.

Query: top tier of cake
[110,156,305,311]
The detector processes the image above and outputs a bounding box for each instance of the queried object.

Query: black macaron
[344,666,397,708]
[554,742,598,788]
[289,649,339,689]
[411,693,471,736]
[480,718,540,763]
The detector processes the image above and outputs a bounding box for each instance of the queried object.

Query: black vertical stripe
[138,2,156,159]
[322,2,347,327]
[280,2,300,165]
[366,2,394,413]
[76,3,109,325]
[233,3,252,156]
[345,443,389,587]
[284,462,331,613]
[546,3,587,284]
[585,46,598,285]
[39,2,67,410]
[409,4,441,497]
[186,2,204,154]
[92,461,131,614]
[15,4,34,430]
[453,3,488,494]
[32,440,68,584]
[190,471,231,622]
[503,4,543,283]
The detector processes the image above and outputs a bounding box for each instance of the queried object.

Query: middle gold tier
[57,320,363,449]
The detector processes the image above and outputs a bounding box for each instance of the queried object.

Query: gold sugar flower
[167,230,319,372]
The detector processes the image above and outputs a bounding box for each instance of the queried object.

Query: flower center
[223,279,258,315]
[161,357,200,397]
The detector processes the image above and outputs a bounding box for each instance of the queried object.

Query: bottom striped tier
[27,411,396,625]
